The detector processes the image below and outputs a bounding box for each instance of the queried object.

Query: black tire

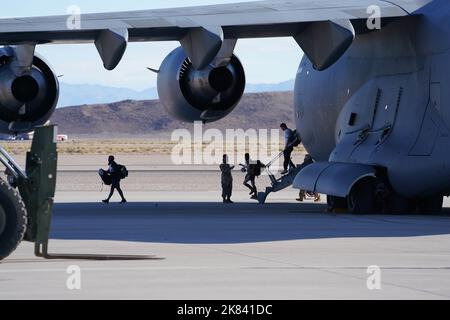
[417,195,443,214]
[0,179,27,260]
[327,195,348,212]
[347,178,376,214]
[388,194,414,215]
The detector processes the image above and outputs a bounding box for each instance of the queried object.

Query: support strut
[17,125,57,257]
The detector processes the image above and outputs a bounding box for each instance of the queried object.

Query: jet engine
[157,47,245,123]
[0,47,59,134]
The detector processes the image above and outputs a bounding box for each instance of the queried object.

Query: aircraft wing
[0,0,432,70]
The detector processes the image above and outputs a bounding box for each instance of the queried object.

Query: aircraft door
[332,69,431,164]
[332,78,403,163]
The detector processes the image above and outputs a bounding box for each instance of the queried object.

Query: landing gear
[347,178,376,214]
[327,195,348,212]
[417,195,443,214]
[327,178,377,214]
[386,193,414,215]
[0,179,27,260]
[328,176,445,215]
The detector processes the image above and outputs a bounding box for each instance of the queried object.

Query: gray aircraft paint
[295,0,450,198]
[0,0,445,200]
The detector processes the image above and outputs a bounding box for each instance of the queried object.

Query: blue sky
[2,0,304,90]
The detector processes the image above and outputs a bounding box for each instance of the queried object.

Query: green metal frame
[17,125,57,258]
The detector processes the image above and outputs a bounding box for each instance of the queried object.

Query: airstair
[257,151,304,204]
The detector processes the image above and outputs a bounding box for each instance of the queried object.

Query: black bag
[288,130,301,147]
[248,161,263,177]
[98,169,112,185]
[117,165,129,179]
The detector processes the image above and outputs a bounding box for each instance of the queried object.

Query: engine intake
[158,47,245,123]
[12,75,40,103]
[0,48,59,134]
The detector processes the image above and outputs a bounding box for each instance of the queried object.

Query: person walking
[242,153,265,200]
[102,155,127,204]
[280,123,296,175]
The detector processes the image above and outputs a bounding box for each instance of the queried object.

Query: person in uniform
[220,154,235,204]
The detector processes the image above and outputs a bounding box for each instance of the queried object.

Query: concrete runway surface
[1,193,450,300]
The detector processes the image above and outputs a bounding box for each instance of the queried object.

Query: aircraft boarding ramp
[257,151,306,204]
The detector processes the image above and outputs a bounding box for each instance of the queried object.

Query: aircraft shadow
[50,202,450,244]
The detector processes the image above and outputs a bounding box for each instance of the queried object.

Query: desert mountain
[57,80,295,108]
[51,91,295,138]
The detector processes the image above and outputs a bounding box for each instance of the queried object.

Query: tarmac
[1,191,450,300]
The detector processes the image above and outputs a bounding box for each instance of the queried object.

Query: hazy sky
[1,0,304,90]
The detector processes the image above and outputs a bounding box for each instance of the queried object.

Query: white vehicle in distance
[56,134,69,142]
[27,132,68,142]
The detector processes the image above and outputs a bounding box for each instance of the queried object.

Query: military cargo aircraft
[0,0,446,260]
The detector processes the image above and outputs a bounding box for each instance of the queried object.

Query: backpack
[288,130,301,147]
[117,165,129,179]
[248,161,262,177]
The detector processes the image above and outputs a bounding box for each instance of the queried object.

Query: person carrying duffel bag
[100,155,127,204]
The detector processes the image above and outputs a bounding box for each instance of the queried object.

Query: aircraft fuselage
[294,0,450,198]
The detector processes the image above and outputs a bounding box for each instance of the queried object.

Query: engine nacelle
[0,47,59,134]
[158,47,245,123]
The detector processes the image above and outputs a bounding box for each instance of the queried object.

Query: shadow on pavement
[50,202,450,244]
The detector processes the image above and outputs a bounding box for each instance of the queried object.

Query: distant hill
[57,80,295,108]
[57,83,158,108]
[51,91,295,138]
[245,80,294,93]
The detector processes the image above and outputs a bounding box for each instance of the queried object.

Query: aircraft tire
[417,195,443,214]
[327,195,348,212]
[0,179,27,260]
[347,178,375,214]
